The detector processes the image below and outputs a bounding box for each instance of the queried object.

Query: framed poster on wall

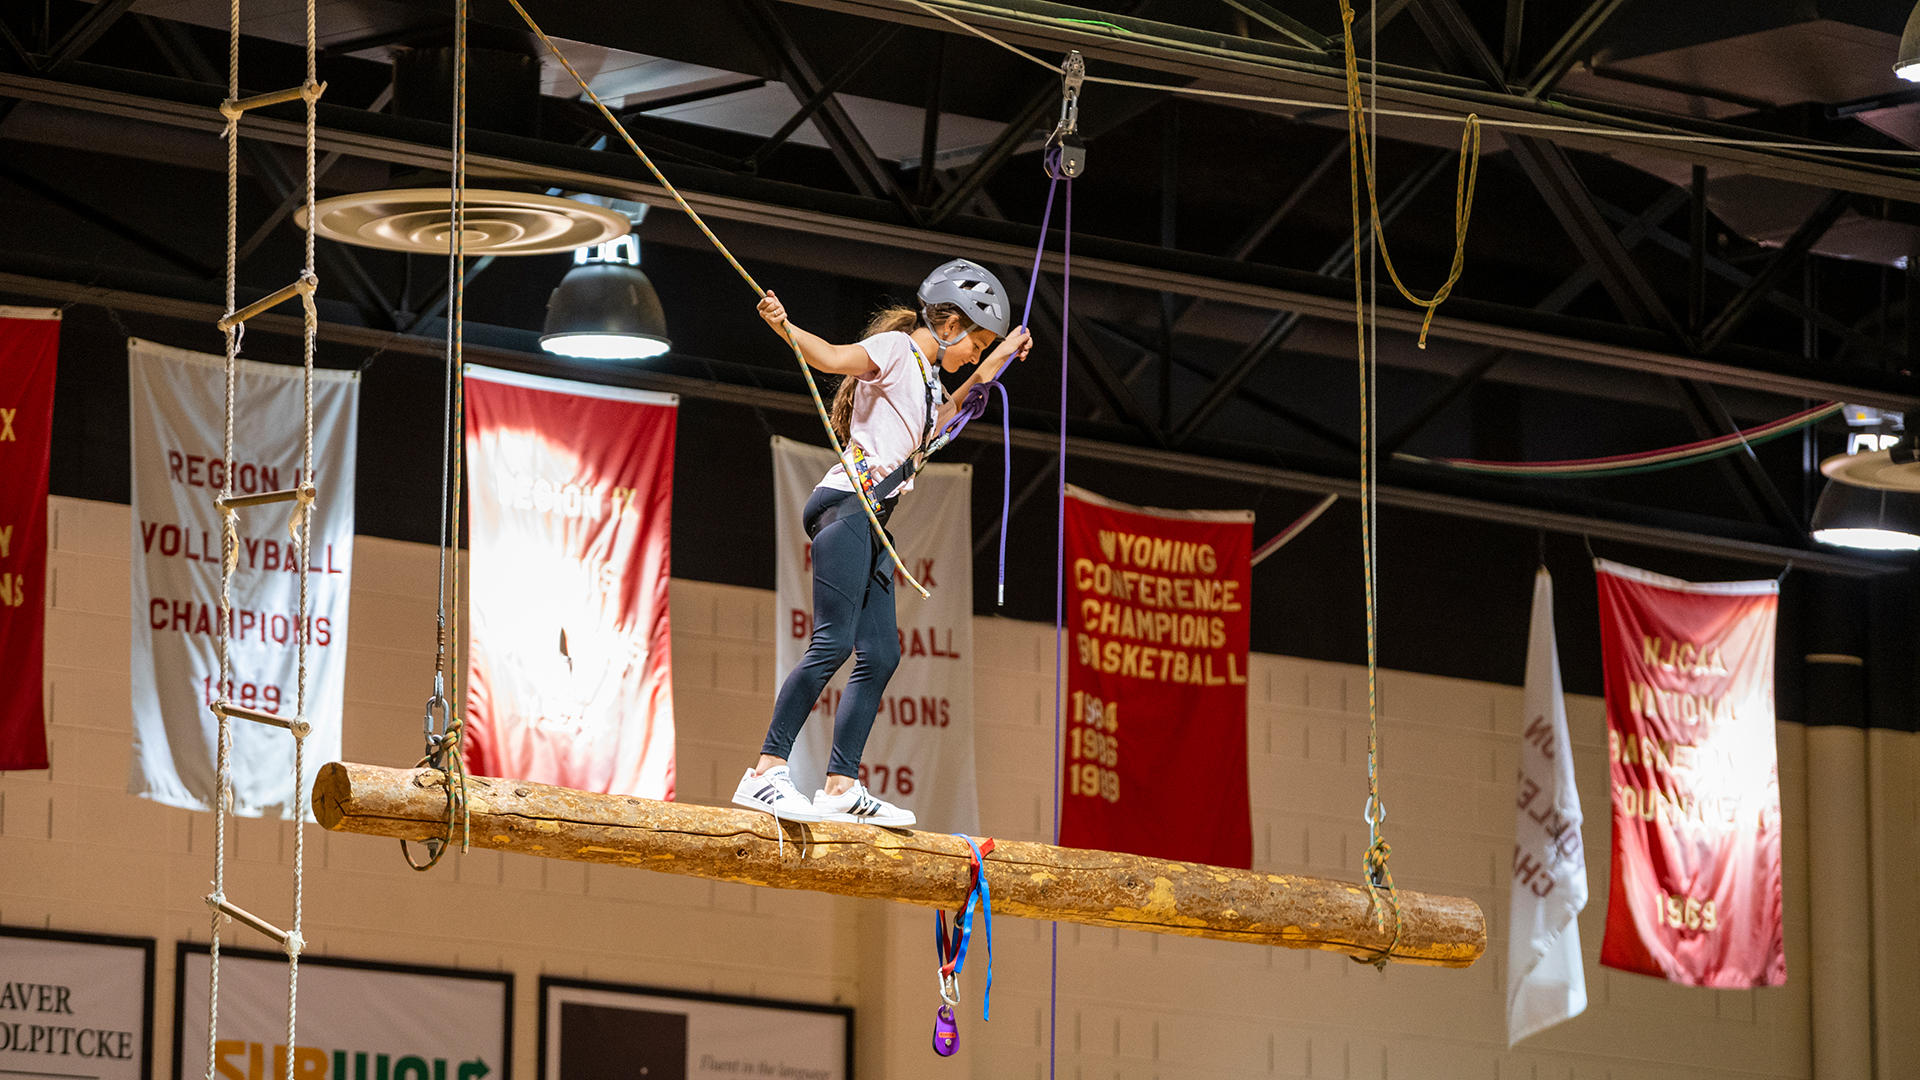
[538,977,851,1080]
[173,945,510,1080]
[0,925,156,1080]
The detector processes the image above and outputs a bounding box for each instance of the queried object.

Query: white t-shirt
[819,331,942,496]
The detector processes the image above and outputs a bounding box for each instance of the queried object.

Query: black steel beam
[1169,150,1456,446]
[44,0,140,74]
[1688,164,1706,335]
[1384,186,1690,453]
[1221,0,1331,51]
[927,83,1056,225]
[3,267,1895,576]
[768,0,1920,202]
[0,159,215,277]
[9,63,1918,408]
[1519,0,1637,99]
[915,32,944,202]
[1088,318,1358,455]
[738,0,919,220]
[137,15,395,324]
[1699,190,1849,354]
[741,24,897,172]
[1501,0,1524,77]
[1411,0,1679,335]
[1508,136,1678,333]
[1591,194,1897,365]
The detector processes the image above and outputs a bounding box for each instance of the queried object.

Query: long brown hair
[829,301,967,444]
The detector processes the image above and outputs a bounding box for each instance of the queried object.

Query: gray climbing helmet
[918,259,1011,339]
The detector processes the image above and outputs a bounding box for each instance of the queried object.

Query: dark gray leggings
[761,486,900,778]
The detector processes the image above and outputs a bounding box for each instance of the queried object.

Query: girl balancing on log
[734,260,1032,828]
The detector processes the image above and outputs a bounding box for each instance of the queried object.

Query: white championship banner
[0,927,153,1080]
[772,436,978,834]
[177,949,508,1080]
[127,339,357,817]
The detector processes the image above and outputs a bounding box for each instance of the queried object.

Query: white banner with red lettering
[127,338,357,816]
[1508,567,1587,1045]
[772,436,977,834]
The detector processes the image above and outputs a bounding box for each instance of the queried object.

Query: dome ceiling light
[1899,1,1920,81]
[1810,405,1920,550]
[296,188,631,256]
[540,234,672,361]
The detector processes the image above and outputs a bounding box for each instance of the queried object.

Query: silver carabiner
[1057,51,1085,137]
[1045,51,1088,179]
[938,969,961,1007]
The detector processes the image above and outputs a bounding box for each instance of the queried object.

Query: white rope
[204,0,241,1067]
[898,0,1920,162]
[209,0,315,1071]
[285,0,318,1060]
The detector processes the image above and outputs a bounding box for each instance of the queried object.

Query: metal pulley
[1044,50,1087,179]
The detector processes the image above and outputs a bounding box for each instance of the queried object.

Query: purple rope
[1048,174,1071,1080]
[939,172,1061,605]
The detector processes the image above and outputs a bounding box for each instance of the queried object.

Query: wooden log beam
[314,763,1485,968]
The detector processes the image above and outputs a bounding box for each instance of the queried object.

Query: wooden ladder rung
[218,484,314,510]
[214,701,310,740]
[218,277,315,332]
[205,895,302,954]
[219,80,326,121]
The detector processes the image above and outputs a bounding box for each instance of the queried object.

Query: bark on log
[315,762,1484,968]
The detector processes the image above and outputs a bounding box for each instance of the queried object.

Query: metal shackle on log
[313,763,1485,967]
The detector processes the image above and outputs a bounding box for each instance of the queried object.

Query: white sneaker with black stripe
[813,782,916,828]
[732,766,826,823]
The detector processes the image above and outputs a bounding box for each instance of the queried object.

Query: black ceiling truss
[0,157,216,278]
[7,0,1920,572]
[1169,148,1457,448]
[1698,190,1852,354]
[1411,0,1681,338]
[737,0,921,220]
[133,13,399,329]
[738,22,899,175]
[3,55,1911,410]
[777,0,1920,201]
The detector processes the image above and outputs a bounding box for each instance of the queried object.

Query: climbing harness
[402,0,474,873]
[504,0,929,598]
[930,835,995,1056]
[204,0,320,1069]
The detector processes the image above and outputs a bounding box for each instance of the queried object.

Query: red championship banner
[1595,558,1785,987]
[464,365,677,798]
[1062,484,1253,868]
[0,307,58,770]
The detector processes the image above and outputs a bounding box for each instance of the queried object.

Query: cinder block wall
[10,495,1914,1079]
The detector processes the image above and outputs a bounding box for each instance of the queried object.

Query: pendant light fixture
[1810,481,1920,550]
[1810,406,1920,550]
[1898,1,1920,81]
[297,45,631,256]
[539,232,672,361]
